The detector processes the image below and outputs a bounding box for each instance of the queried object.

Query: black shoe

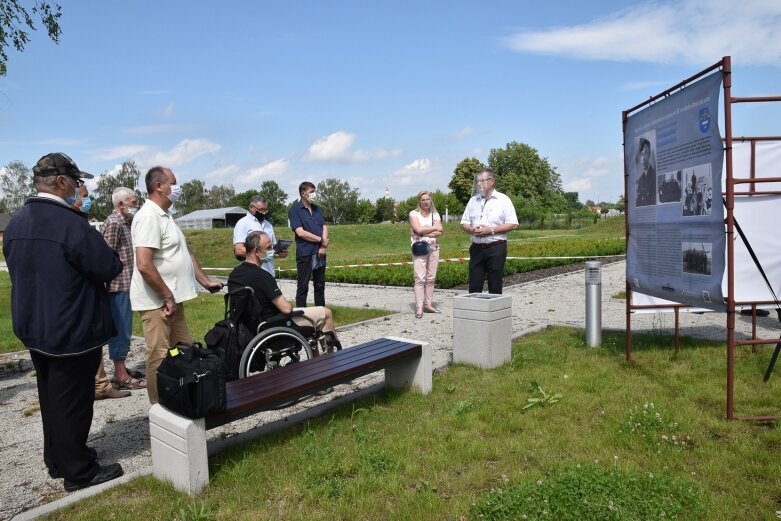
[48,447,98,479]
[63,463,123,492]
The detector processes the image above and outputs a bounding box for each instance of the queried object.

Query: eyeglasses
[476,178,493,184]
[62,175,84,188]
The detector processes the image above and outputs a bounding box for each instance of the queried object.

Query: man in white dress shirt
[460,168,519,294]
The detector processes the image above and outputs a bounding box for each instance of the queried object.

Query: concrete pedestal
[453,293,512,368]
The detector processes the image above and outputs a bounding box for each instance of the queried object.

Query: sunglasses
[62,175,85,188]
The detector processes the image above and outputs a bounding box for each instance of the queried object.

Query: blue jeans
[107,292,132,361]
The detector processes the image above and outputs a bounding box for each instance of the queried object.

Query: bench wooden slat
[205,338,421,428]
[226,337,413,396]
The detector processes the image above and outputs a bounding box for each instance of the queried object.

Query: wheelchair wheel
[239,326,314,378]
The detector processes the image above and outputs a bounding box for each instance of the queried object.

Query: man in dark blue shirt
[4,153,125,491]
[288,181,329,306]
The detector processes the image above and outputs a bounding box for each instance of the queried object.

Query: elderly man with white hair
[99,186,145,391]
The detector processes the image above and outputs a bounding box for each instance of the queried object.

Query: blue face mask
[263,250,275,263]
[79,197,92,213]
[64,180,79,206]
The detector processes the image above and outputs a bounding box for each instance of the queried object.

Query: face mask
[305,192,316,203]
[126,206,138,220]
[252,210,266,223]
[167,184,182,204]
[79,197,92,214]
[263,250,275,263]
[64,179,79,206]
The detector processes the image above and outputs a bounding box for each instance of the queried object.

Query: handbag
[157,342,227,419]
[411,240,431,256]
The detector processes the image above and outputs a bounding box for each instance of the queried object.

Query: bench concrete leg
[149,404,209,495]
[383,337,432,395]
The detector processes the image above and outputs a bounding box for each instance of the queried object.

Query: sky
[1,0,780,206]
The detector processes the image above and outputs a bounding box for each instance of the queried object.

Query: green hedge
[278,237,625,289]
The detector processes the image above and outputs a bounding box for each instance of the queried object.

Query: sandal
[423,307,441,314]
[112,375,147,390]
[415,310,423,319]
[127,369,146,379]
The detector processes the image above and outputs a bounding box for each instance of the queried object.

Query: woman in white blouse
[409,191,443,318]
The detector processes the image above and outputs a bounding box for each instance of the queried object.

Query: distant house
[0,213,12,242]
[175,206,247,230]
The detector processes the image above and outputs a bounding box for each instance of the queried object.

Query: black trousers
[30,348,101,483]
[468,242,507,294]
[295,255,326,307]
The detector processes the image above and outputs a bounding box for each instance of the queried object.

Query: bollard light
[585,261,602,347]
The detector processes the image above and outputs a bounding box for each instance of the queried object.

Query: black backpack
[204,319,242,381]
[204,287,259,381]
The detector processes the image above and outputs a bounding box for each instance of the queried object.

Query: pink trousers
[413,246,440,311]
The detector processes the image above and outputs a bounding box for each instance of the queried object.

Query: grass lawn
[130,292,392,343]
[44,327,781,520]
[0,281,390,355]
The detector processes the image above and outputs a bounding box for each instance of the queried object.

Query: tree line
[1,140,621,226]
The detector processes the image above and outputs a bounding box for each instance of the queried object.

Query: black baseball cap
[32,152,94,179]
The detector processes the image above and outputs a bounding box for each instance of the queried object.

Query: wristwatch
[490,227,496,235]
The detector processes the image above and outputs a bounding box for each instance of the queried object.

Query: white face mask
[167,184,182,204]
[126,206,139,219]
[305,191,316,202]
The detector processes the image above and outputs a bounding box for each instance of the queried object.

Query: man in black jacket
[3,153,125,492]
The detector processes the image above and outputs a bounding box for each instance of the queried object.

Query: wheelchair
[226,287,331,379]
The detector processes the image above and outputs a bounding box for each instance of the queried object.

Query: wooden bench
[149,336,432,494]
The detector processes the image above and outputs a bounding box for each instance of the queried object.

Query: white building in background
[175,206,247,230]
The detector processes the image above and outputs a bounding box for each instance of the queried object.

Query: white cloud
[90,145,151,161]
[451,127,475,140]
[123,124,194,135]
[558,154,623,201]
[304,131,401,162]
[305,131,356,161]
[160,103,175,118]
[504,0,781,67]
[392,158,433,188]
[146,139,222,168]
[204,163,242,181]
[237,158,288,184]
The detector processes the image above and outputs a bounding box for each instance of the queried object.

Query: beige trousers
[139,303,193,404]
[412,246,440,311]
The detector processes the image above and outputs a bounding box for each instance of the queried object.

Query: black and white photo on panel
[635,132,657,207]
[681,163,713,217]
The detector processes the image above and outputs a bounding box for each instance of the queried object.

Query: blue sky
[1,0,780,205]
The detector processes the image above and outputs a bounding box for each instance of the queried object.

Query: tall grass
[42,327,781,520]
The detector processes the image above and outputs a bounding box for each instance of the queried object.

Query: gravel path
[2,260,779,519]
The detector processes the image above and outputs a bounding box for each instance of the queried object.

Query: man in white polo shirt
[232,195,287,276]
[130,166,223,404]
[460,168,519,294]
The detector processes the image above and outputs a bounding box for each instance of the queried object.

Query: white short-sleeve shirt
[409,210,441,245]
[232,212,277,276]
[130,200,198,311]
[460,190,519,243]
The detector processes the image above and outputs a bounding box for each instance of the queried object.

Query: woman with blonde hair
[409,190,443,318]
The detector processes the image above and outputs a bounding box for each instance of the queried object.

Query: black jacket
[3,197,123,356]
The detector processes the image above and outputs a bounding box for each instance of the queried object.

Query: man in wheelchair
[226,231,342,377]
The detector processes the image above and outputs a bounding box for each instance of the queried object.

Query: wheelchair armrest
[260,310,305,327]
